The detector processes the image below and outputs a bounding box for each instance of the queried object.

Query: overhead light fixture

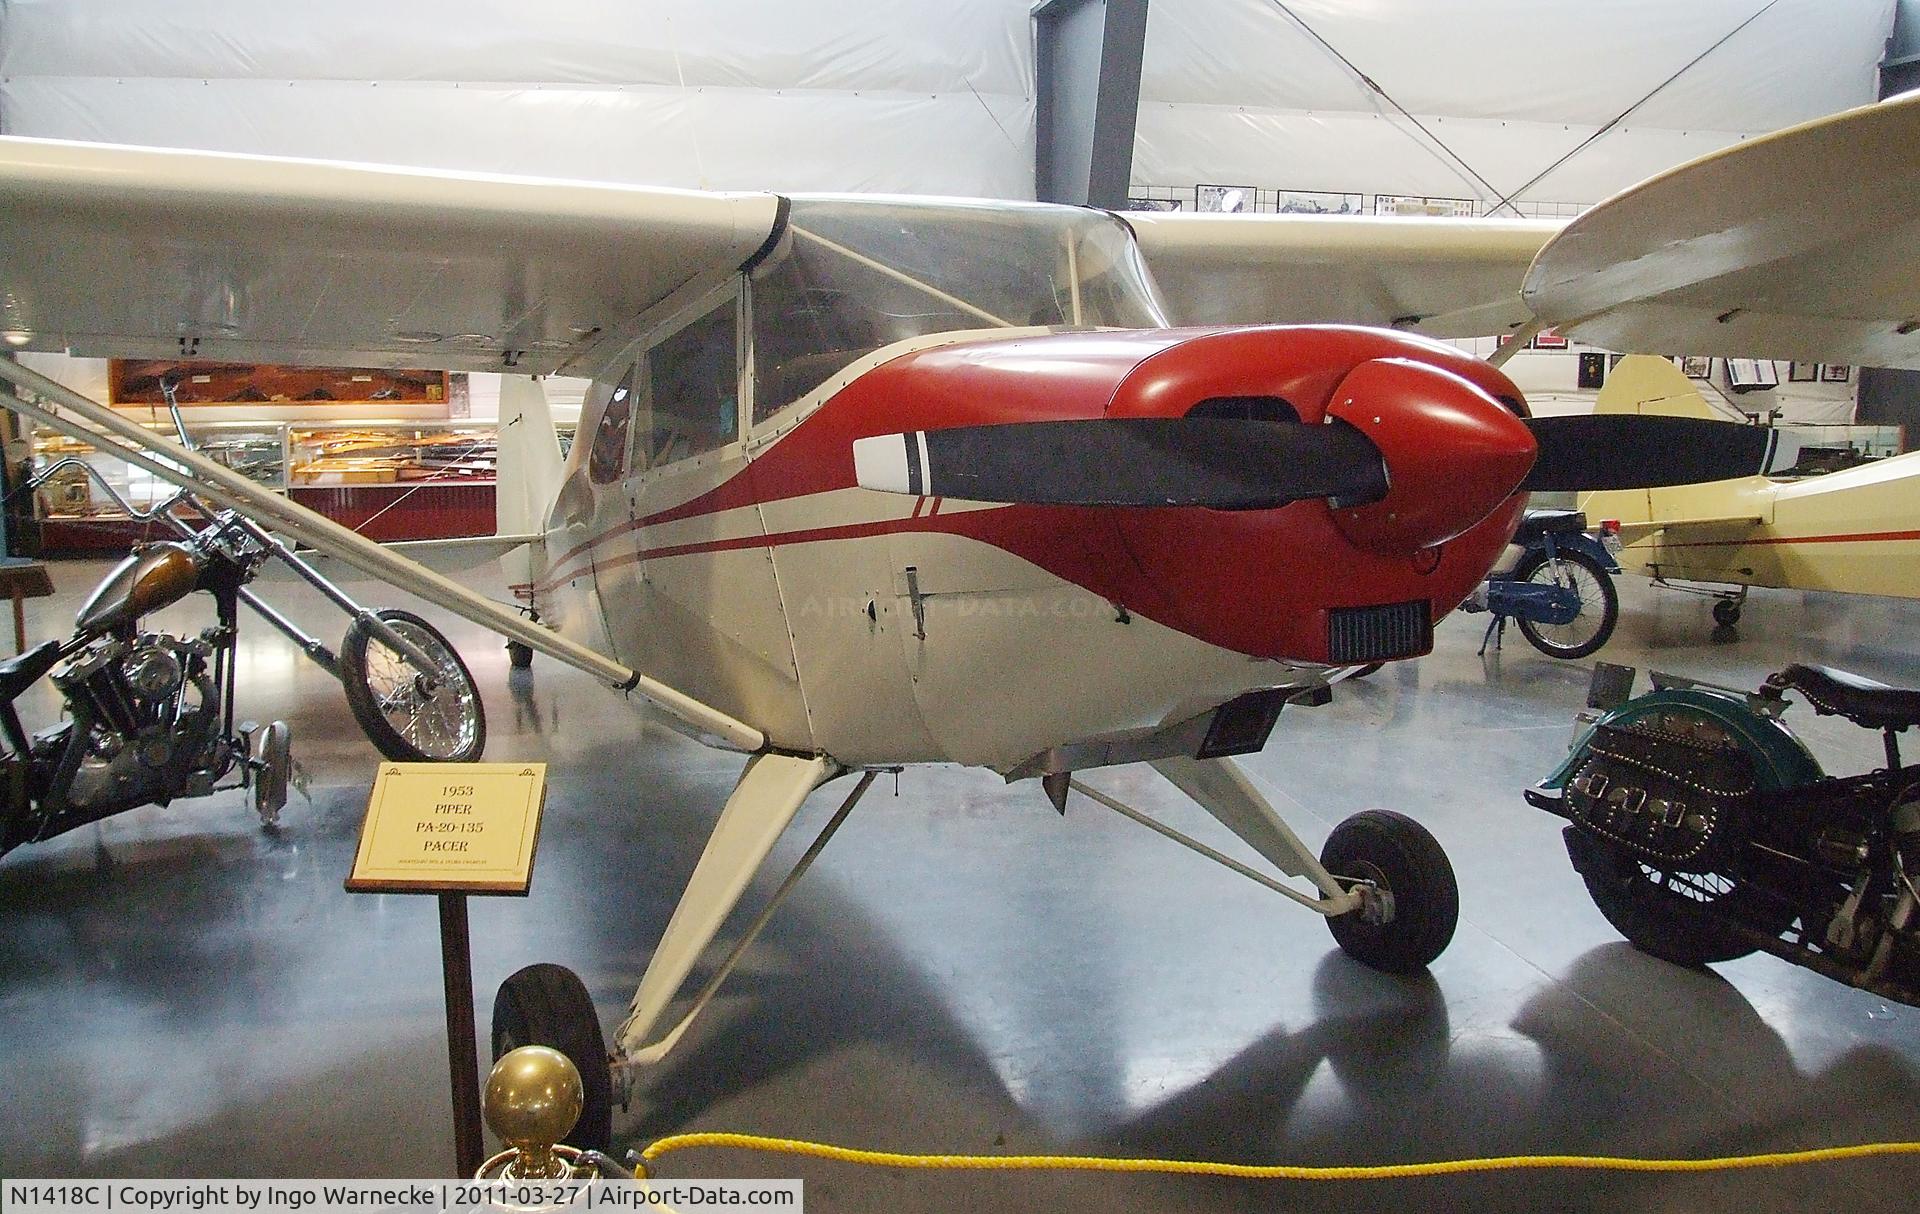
[1,331,30,346]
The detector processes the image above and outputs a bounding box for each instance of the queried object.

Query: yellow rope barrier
[639,1131,1920,1182]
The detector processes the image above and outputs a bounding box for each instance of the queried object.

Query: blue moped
[1462,509,1622,659]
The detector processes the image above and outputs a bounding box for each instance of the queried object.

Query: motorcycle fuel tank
[75,542,204,635]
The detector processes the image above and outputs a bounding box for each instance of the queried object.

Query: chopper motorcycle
[0,441,485,858]
[1527,660,1920,1005]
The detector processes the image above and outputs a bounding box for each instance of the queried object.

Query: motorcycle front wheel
[340,609,486,762]
[1514,548,1619,659]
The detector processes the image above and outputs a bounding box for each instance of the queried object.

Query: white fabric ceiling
[0,0,1897,206]
[1135,0,1896,209]
[0,0,1036,196]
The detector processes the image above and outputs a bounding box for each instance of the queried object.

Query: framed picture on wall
[1373,194,1476,217]
[1530,328,1568,350]
[1273,189,1365,215]
[1725,358,1780,390]
[1196,184,1256,213]
[1578,352,1607,389]
[1681,356,1712,379]
[1788,361,1819,382]
[1125,197,1184,212]
[1822,364,1852,383]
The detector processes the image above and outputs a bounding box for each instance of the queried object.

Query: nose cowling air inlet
[1323,357,1537,556]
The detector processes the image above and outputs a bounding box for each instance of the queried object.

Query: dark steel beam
[1034,0,1149,208]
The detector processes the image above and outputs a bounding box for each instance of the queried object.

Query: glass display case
[30,420,292,523]
[23,420,578,551]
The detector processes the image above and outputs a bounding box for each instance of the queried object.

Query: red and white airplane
[0,89,1907,1141]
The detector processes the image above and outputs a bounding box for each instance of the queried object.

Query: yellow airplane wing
[1523,91,1920,369]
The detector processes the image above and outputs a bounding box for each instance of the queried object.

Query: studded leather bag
[1565,721,1757,873]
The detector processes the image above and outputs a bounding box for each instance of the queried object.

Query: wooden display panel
[110,359,448,406]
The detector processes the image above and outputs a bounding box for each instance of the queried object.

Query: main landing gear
[1076,757,1458,973]
[486,752,1459,1150]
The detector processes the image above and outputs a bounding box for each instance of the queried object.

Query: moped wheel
[339,609,486,762]
[1514,548,1618,659]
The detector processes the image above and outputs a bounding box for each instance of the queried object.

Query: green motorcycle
[1527,661,1920,1004]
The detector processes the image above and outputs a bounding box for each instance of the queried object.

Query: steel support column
[1033,0,1149,209]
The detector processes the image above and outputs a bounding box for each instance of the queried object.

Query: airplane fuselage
[524,218,1531,772]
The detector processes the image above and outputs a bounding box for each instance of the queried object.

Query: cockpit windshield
[750,197,1167,423]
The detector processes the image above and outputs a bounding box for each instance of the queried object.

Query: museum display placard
[346,762,548,895]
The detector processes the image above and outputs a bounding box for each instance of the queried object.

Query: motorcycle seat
[1767,663,1920,731]
[0,640,60,704]
[1514,509,1587,544]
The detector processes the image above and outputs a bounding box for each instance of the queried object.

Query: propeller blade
[1520,414,1776,492]
[852,417,1388,509]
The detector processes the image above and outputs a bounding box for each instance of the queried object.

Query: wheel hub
[1345,860,1396,925]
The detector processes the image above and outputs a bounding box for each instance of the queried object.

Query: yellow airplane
[1579,354,1920,626]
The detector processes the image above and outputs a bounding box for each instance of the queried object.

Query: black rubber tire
[1513,548,1619,659]
[507,641,534,670]
[1713,599,1743,628]
[1321,810,1459,973]
[1563,827,1763,967]
[492,963,613,1153]
[339,609,486,762]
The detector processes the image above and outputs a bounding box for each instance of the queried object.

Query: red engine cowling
[1099,326,1532,662]
[788,324,1537,664]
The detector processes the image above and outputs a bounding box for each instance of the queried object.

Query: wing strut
[0,357,765,752]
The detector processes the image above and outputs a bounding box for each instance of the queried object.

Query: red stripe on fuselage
[540,332,1169,589]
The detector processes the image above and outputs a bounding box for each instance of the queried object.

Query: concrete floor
[4,555,1920,1212]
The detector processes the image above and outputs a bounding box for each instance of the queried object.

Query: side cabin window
[587,364,639,484]
[642,298,740,469]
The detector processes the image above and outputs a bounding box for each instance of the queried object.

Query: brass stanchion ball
[484,1045,583,1169]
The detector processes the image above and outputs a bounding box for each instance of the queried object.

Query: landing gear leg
[611,754,859,1064]
[1131,756,1458,972]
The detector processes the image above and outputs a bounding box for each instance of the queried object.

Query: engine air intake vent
[1328,601,1432,663]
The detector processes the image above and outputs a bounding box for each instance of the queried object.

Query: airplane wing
[1609,516,1763,548]
[0,137,781,377]
[1129,212,1563,337]
[1523,90,1920,369]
